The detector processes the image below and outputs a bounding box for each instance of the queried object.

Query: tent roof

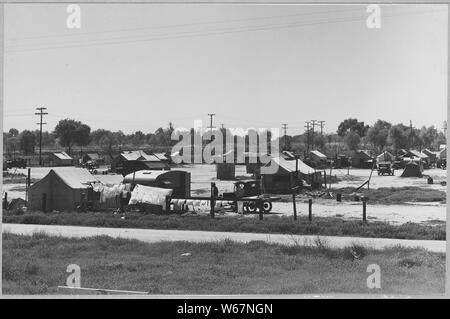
[376,151,394,160]
[408,150,428,158]
[310,150,327,159]
[356,150,372,158]
[86,153,101,160]
[53,152,72,160]
[121,150,161,162]
[95,174,124,186]
[153,153,168,161]
[50,167,98,188]
[263,156,316,175]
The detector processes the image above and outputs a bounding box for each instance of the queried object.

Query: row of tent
[27,167,190,212]
[42,150,170,169]
[285,147,447,169]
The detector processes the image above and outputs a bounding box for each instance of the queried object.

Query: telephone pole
[35,107,48,166]
[310,120,317,150]
[282,123,288,150]
[304,121,311,151]
[207,114,216,132]
[318,120,325,136]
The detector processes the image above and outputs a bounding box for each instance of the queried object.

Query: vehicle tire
[246,202,257,213]
[262,201,272,212]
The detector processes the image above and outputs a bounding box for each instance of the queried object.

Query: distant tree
[19,130,36,155]
[4,134,20,157]
[313,134,326,150]
[74,124,91,153]
[8,128,19,137]
[54,119,87,154]
[343,130,360,151]
[388,124,409,152]
[337,118,368,137]
[131,131,146,146]
[418,126,438,150]
[366,120,391,152]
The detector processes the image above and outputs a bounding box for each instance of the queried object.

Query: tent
[28,167,99,211]
[82,153,104,164]
[309,150,327,168]
[351,150,374,168]
[400,161,423,177]
[44,152,73,167]
[123,170,191,198]
[112,150,167,172]
[259,156,322,193]
[376,151,395,163]
[121,160,170,176]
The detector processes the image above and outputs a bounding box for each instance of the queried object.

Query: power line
[5,7,366,43]
[35,107,48,166]
[310,120,317,150]
[318,120,325,136]
[207,114,216,131]
[282,123,288,150]
[304,121,311,152]
[5,9,442,54]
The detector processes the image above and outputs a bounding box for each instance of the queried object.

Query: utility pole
[409,120,413,149]
[304,121,311,152]
[282,123,288,150]
[310,120,317,150]
[318,120,325,136]
[207,114,216,131]
[35,107,48,166]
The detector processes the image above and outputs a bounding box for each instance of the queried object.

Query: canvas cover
[401,162,423,177]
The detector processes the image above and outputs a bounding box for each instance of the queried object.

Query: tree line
[3,118,447,159]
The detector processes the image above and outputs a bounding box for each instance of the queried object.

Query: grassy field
[329,187,446,204]
[3,210,445,240]
[2,233,445,295]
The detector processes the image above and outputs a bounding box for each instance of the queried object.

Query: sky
[2,3,448,135]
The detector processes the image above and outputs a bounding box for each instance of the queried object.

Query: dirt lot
[3,164,446,226]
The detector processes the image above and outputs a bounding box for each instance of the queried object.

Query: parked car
[377,162,394,176]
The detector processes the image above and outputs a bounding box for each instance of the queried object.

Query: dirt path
[3,223,446,253]
[270,201,446,225]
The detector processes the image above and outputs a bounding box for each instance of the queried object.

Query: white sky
[2,4,448,135]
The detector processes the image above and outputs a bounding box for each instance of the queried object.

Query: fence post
[362,198,367,223]
[292,192,297,221]
[259,199,263,220]
[165,196,171,213]
[3,192,8,210]
[210,183,215,219]
[308,199,312,222]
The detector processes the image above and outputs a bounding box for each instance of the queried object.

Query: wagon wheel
[262,200,272,213]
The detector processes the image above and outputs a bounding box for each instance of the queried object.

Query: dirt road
[3,223,446,252]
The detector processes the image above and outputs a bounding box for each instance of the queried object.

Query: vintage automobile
[377,162,394,176]
[222,180,276,213]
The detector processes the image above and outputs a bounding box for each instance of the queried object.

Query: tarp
[129,184,173,209]
[49,167,98,189]
[53,152,73,160]
[401,162,423,177]
[310,150,327,159]
[120,150,161,162]
[261,156,316,175]
[376,151,395,163]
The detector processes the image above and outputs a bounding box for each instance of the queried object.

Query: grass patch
[3,210,445,240]
[332,187,446,204]
[2,233,445,295]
